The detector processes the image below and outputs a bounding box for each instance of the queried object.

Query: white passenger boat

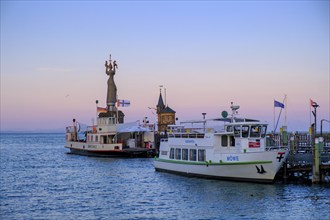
[64,55,156,157]
[65,118,156,157]
[154,103,289,183]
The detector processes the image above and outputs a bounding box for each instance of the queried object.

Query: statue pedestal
[98,110,125,124]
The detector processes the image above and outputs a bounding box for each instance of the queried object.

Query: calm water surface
[1,133,329,219]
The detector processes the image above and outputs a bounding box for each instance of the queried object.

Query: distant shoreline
[0,130,65,134]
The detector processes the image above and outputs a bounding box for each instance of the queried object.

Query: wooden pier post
[281,126,288,146]
[312,137,322,184]
[283,135,295,183]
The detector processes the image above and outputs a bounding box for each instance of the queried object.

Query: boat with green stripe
[154,103,289,183]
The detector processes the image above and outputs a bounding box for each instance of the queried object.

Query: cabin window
[190,149,197,161]
[242,126,249,138]
[175,148,181,160]
[107,117,115,124]
[198,149,206,162]
[234,126,241,137]
[226,126,233,132]
[95,135,99,142]
[221,135,228,147]
[169,148,175,159]
[197,134,204,138]
[91,135,94,142]
[101,136,107,144]
[161,151,168,156]
[250,125,261,138]
[230,136,235,147]
[182,149,188,160]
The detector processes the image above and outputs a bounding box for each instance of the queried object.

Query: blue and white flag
[117,99,130,107]
[274,100,284,108]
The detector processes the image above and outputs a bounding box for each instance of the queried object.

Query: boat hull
[67,147,156,158]
[154,150,288,183]
[65,141,156,158]
[154,166,274,183]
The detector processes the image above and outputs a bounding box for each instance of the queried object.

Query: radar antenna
[230,102,240,122]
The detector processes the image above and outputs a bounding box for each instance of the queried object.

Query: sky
[1,0,329,132]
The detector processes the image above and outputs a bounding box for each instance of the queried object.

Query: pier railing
[273,134,330,184]
[267,132,330,165]
[267,132,330,152]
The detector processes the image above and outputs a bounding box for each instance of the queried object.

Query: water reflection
[0,133,329,219]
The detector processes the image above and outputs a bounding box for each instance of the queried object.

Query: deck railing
[66,126,75,133]
[168,133,205,139]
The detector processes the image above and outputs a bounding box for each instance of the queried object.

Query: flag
[117,99,130,107]
[274,100,284,108]
[310,99,317,107]
[97,107,107,113]
[249,140,260,148]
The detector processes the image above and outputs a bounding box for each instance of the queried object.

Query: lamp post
[311,102,320,184]
[320,119,330,136]
[311,102,319,135]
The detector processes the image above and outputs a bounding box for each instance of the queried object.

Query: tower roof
[160,106,176,114]
[157,92,165,109]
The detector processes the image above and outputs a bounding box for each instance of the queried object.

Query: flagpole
[275,107,283,133]
[273,99,275,132]
[95,100,99,126]
[116,96,119,124]
[309,98,312,128]
[164,87,167,106]
[284,94,287,126]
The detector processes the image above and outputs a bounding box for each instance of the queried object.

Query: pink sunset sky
[1,1,329,132]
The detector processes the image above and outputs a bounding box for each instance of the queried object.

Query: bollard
[312,137,323,184]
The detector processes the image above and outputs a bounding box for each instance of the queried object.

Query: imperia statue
[105,55,118,110]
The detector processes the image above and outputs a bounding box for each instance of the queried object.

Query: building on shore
[156,90,176,134]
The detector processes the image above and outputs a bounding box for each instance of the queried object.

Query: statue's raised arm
[113,60,118,70]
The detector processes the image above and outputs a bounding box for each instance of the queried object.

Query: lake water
[1,133,329,219]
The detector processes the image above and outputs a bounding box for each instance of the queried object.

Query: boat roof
[117,122,151,133]
[226,121,268,126]
[180,117,260,124]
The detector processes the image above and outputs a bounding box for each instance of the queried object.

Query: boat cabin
[160,121,267,162]
[218,122,268,153]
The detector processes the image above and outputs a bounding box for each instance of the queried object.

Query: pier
[269,132,330,184]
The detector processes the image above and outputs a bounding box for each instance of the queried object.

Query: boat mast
[230,102,240,123]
